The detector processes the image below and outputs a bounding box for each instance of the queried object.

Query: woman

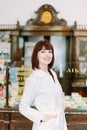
[19,40,68,130]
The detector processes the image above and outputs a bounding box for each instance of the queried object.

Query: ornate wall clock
[26,4,67,26]
[40,10,53,24]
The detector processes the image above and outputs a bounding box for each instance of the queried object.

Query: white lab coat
[19,69,68,130]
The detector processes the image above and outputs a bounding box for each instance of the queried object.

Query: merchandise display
[64,92,87,110]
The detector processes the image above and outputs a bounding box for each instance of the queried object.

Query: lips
[43,58,51,61]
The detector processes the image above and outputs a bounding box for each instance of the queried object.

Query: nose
[46,52,50,56]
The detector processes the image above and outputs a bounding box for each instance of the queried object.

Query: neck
[39,64,48,73]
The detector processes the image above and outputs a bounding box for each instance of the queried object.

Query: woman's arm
[19,78,43,123]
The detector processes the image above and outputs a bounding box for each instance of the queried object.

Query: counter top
[0,107,87,114]
[0,107,19,113]
[65,108,87,115]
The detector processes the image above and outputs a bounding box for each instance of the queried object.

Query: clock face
[41,11,52,24]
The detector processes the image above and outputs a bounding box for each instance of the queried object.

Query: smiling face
[31,40,54,70]
[38,46,53,69]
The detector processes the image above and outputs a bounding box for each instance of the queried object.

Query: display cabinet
[71,29,87,97]
[0,4,73,108]
[0,3,87,108]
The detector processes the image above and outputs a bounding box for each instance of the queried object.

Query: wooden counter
[0,108,87,130]
[66,108,87,130]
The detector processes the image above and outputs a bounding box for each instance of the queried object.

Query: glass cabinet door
[0,66,6,108]
[8,66,32,108]
[24,36,44,67]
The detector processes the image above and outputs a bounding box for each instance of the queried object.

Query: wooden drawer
[11,112,32,124]
[0,113,4,120]
[69,114,87,123]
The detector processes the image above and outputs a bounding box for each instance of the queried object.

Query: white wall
[0,0,87,26]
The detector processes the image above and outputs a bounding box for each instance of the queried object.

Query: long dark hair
[31,40,54,70]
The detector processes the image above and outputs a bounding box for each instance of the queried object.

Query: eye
[48,50,52,53]
[40,50,46,53]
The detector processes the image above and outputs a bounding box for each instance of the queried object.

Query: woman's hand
[62,103,67,111]
[41,114,57,122]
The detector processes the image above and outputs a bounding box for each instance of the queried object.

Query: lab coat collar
[33,69,50,77]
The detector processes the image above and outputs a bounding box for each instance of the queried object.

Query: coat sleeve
[19,78,43,123]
